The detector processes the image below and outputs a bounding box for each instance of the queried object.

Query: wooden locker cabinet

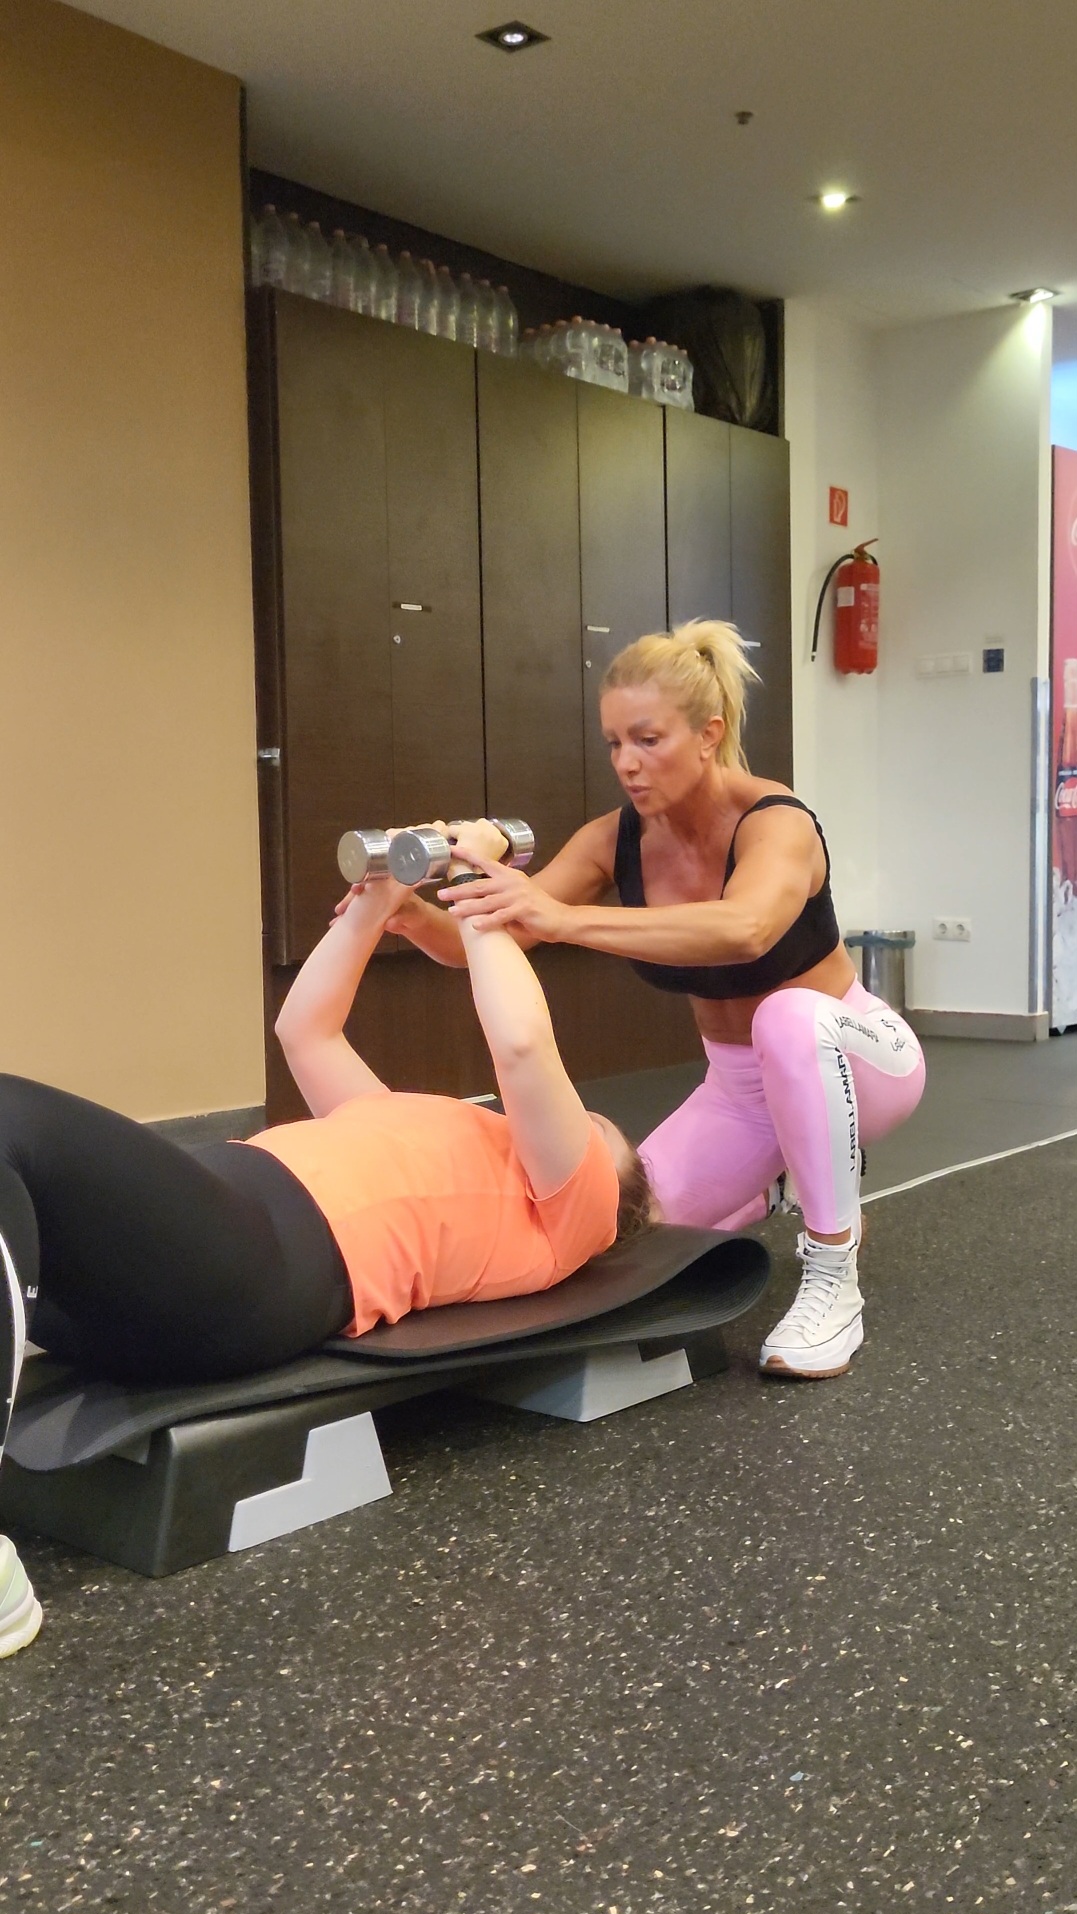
[249,290,483,963]
[730,425,793,784]
[577,382,667,819]
[665,408,792,786]
[664,406,733,629]
[381,324,484,830]
[250,296,792,1113]
[477,353,584,865]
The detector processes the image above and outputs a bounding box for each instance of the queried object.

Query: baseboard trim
[906,1008,1049,1043]
[148,1107,266,1148]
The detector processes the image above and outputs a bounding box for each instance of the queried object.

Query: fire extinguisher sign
[829,487,849,527]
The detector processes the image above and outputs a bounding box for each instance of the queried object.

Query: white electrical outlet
[933,917,972,942]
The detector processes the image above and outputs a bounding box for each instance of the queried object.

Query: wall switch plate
[917,653,973,677]
[933,917,972,941]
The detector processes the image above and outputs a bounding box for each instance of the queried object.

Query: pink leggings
[640,979,926,1237]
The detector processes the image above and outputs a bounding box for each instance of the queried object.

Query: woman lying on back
[0,820,655,1655]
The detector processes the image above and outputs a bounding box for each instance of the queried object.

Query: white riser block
[472,1343,693,1423]
[228,1410,392,1552]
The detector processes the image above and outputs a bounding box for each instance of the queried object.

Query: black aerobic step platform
[0,1226,770,1577]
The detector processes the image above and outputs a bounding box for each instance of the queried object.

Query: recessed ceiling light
[1010,286,1058,304]
[477,20,550,52]
[817,190,859,212]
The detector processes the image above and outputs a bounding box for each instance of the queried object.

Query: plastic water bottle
[329,229,357,308]
[304,223,332,302]
[628,337,660,400]
[370,244,398,322]
[670,344,696,410]
[494,285,519,356]
[476,280,499,352]
[564,316,592,381]
[457,275,480,347]
[282,213,310,294]
[656,341,694,408]
[415,259,439,334]
[255,206,288,288]
[395,251,423,328]
[350,236,375,316]
[597,325,629,392]
[436,266,460,341]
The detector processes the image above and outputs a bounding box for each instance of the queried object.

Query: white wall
[784,299,881,930]
[785,299,1051,1020]
[875,305,1052,1015]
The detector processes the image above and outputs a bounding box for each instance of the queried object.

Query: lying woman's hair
[600,619,761,771]
[615,1144,658,1244]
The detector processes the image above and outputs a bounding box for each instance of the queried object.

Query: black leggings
[0,1074,353,1387]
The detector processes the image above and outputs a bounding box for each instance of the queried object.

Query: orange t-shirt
[245,1093,620,1337]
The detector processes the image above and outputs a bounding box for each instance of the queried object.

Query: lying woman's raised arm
[274,885,400,1116]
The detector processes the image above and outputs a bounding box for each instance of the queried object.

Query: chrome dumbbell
[336,827,392,885]
[386,817,535,887]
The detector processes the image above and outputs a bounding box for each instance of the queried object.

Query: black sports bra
[612,796,842,1000]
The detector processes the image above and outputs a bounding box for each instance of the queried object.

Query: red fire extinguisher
[811,540,880,674]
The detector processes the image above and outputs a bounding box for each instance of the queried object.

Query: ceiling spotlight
[1010,286,1058,304]
[477,20,550,51]
[817,190,858,212]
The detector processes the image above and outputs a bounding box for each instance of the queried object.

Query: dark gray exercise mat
[8,1226,769,1472]
[329,1224,765,1356]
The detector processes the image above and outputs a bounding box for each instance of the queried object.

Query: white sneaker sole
[0,1226,27,1437]
[0,1585,43,1658]
[759,1311,865,1380]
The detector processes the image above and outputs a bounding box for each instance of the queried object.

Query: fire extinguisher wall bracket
[811,540,880,675]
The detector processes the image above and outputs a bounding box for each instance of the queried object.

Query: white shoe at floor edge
[0,1536,42,1658]
[759,1231,864,1379]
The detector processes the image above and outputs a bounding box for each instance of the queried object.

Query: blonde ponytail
[600,620,760,770]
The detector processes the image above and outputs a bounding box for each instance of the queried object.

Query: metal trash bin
[843,929,915,1013]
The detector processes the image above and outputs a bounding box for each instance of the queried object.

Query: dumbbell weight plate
[387,826,452,886]
[337,828,391,884]
[489,818,535,868]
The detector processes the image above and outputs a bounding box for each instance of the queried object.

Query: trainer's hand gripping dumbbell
[336,819,534,888]
[389,818,534,887]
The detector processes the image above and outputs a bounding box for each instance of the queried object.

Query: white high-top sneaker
[759,1230,864,1378]
[0,1229,40,1655]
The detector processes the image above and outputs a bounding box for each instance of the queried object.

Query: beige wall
[0,0,265,1118]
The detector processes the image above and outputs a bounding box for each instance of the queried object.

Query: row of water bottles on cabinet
[520,321,694,408]
[249,204,694,407]
[251,205,520,352]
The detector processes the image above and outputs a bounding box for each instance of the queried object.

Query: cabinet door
[382,327,485,829]
[274,295,392,959]
[577,384,667,818]
[730,425,792,783]
[664,408,732,627]
[477,355,584,863]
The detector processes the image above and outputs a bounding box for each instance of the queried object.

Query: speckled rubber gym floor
[2,1119,1075,1914]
